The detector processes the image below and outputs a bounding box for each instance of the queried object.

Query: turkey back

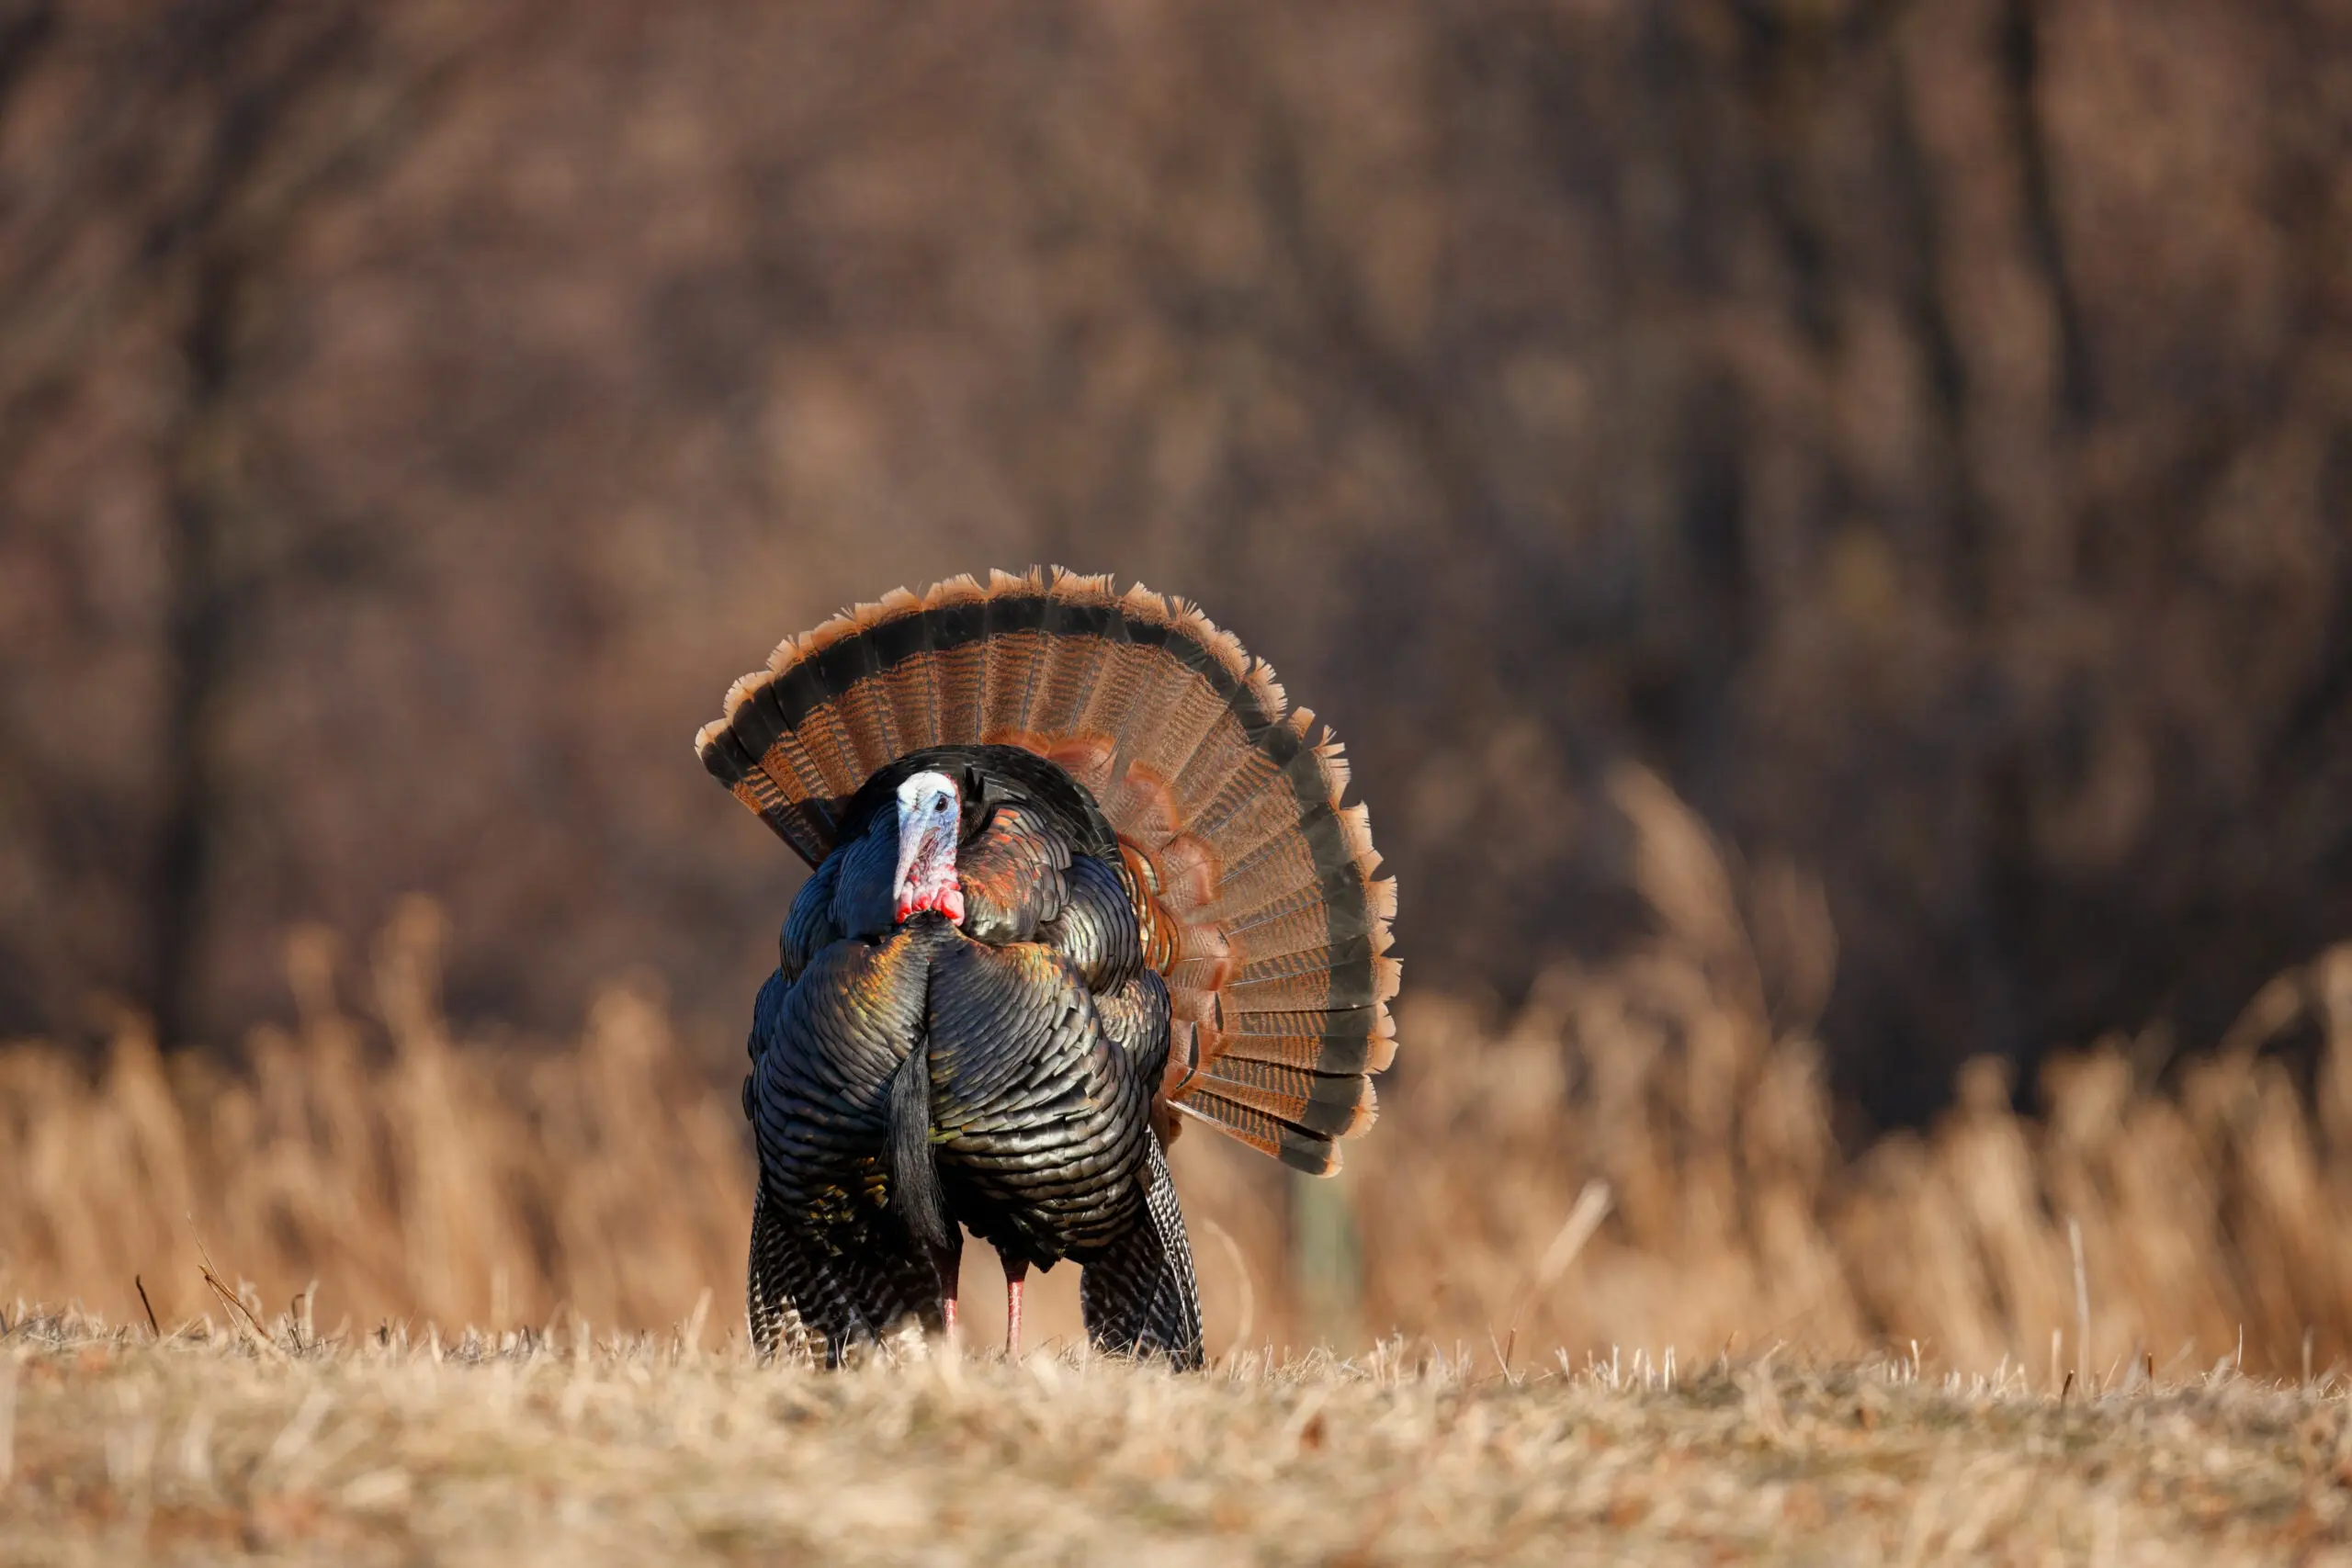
[695,567,1398,1174]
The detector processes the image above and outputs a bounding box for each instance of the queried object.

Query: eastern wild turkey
[695,569,1397,1366]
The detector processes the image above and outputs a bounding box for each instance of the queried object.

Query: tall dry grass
[1351,769,2352,1381]
[0,900,751,1337]
[6,770,2352,1379]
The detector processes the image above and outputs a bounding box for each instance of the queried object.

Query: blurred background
[4,1,2352,1368]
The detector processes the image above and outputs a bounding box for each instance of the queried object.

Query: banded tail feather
[697,567,1398,1175]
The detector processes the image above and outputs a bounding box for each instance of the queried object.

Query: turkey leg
[1002,1257,1030,1359]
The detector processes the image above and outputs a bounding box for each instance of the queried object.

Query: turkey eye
[932,793,948,812]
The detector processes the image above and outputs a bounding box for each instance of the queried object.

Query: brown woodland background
[3,0,2350,1134]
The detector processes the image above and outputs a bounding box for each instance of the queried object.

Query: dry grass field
[6,1310,2352,1565]
[9,772,2352,1559]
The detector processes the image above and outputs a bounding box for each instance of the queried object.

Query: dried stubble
[4,1309,2352,1566]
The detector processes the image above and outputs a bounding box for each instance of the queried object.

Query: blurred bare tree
[1,0,2347,1123]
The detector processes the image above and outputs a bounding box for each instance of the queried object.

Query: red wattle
[896,883,965,924]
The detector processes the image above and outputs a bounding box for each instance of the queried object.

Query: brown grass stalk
[6,776,2352,1380]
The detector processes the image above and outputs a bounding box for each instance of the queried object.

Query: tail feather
[980,584,1048,739]
[1190,1058,1375,1137]
[1080,587,1168,754]
[697,567,1397,1175]
[1111,649,1245,827]
[1173,1092,1344,1175]
[928,574,989,741]
[1035,572,1118,737]
[832,613,903,780]
[1205,1025,1390,1076]
[872,586,939,760]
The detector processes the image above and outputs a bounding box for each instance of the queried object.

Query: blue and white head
[892,770,965,925]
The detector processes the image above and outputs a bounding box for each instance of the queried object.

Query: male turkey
[695,569,1397,1367]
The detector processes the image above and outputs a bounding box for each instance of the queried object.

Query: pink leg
[1003,1257,1030,1359]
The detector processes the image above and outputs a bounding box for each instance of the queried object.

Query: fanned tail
[697,567,1398,1175]
[1080,1137,1204,1368]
